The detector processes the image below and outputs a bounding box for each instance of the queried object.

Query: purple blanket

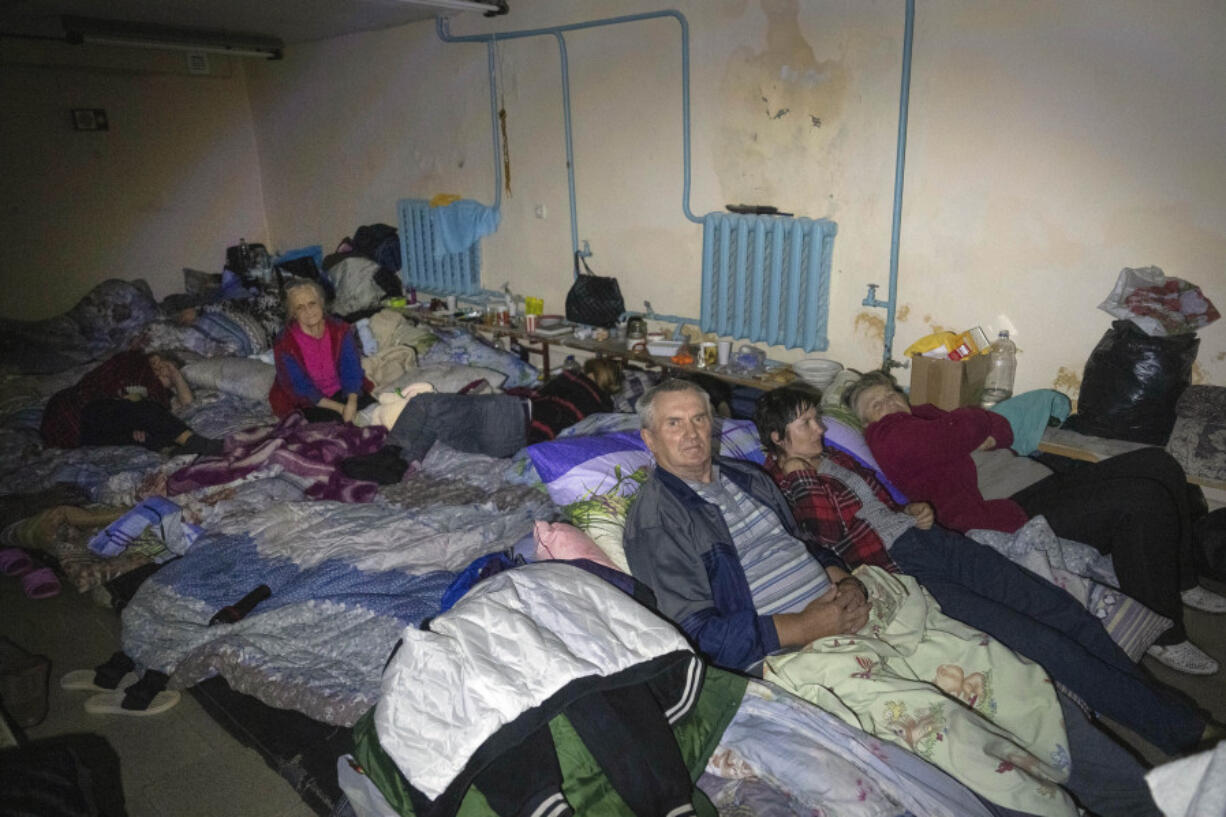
[167,414,387,502]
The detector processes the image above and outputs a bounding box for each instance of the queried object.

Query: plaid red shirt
[765,449,902,573]
[40,350,170,448]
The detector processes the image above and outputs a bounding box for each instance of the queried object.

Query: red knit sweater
[864,404,1030,533]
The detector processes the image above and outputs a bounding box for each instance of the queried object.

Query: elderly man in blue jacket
[623,378,869,673]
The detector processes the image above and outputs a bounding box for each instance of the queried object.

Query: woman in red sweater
[852,371,1224,676]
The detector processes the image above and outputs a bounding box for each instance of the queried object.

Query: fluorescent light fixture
[62,16,283,60]
[399,0,508,16]
[74,36,281,59]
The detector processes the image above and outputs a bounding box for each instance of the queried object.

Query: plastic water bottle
[981,330,1017,407]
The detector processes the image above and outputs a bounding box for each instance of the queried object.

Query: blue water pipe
[437,10,703,330]
[862,0,915,370]
[554,32,582,263]
[484,39,503,210]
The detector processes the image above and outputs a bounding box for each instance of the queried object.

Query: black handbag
[565,252,625,329]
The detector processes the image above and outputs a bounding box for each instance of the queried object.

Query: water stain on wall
[1216,351,1226,362]
[896,304,910,322]
[855,311,885,342]
[715,0,848,203]
[1191,361,1206,385]
[1052,366,1082,397]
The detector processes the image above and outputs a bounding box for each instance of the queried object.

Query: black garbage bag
[1063,320,1198,445]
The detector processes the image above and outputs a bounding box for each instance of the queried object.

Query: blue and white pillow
[527,417,765,508]
[525,417,767,571]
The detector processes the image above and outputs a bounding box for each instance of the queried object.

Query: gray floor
[1,577,318,817]
[3,557,1224,816]
[1100,574,1226,767]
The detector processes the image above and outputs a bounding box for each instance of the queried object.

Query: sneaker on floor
[1147,641,1220,675]
[1181,586,1226,614]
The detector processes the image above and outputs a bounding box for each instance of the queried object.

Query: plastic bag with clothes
[1098,266,1219,337]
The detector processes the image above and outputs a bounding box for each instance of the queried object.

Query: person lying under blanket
[623,379,1192,817]
[752,384,1220,759]
[849,370,1226,675]
[40,349,224,457]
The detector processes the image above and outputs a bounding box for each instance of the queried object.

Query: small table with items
[409,308,794,392]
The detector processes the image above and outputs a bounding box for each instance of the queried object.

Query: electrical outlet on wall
[71,109,108,131]
[186,51,210,75]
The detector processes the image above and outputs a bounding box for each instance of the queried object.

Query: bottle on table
[980,330,1017,407]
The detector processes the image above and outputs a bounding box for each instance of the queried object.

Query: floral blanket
[968,516,1172,660]
[0,279,161,374]
[765,566,1076,817]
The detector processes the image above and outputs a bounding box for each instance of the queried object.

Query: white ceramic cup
[717,340,731,366]
[445,295,457,312]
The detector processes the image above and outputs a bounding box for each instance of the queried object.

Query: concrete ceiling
[0,0,498,48]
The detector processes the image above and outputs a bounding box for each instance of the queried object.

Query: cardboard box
[908,354,989,410]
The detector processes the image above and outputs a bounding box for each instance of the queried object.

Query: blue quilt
[120,457,553,726]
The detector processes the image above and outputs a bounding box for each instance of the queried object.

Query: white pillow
[377,363,507,395]
[182,357,276,403]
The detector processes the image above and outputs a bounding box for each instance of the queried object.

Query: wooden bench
[1038,427,1226,494]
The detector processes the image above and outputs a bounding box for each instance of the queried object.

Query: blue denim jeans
[890,525,1203,755]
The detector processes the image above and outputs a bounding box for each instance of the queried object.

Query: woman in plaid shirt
[753,386,1217,757]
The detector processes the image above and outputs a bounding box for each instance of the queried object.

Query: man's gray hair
[637,379,712,429]
[844,370,904,421]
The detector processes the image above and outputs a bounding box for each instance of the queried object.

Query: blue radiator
[699,213,837,352]
[397,198,484,295]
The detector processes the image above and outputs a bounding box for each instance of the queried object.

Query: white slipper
[84,689,181,716]
[1146,641,1220,675]
[1181,586,1226,614]
[60,669,138,693]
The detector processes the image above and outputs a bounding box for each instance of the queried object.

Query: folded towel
[87,496,201,558]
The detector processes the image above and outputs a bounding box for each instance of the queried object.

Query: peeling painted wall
[898,0,1226,393]
[7,0,1222,393]
[714,0,849,208]
[247,0,1225,392]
